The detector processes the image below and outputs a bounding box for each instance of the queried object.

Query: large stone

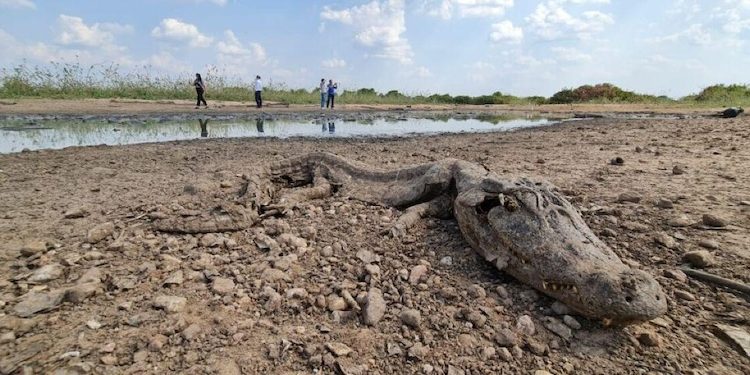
[87,222,115,244]
[702,214,728,228]
[20,240,47,257]
[363,288,386,326]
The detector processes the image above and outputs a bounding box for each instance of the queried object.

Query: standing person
[326,80,337,109]
[319,78,327,109]
[253,75,263,108]
[194,73,207,109]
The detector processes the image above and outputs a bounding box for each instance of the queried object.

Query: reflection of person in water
[199,118,209,138]
[328,121,335,134]
[318,118,327,132]
[256,118,265,133]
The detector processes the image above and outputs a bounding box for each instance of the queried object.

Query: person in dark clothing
[194,73,207,109]
[326,80,337,109]
[199,118,209,137]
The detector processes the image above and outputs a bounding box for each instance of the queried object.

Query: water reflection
[199,119,209,138]
[0,116,554,153]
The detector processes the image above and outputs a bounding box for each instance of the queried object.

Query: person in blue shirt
[326,80,338,109]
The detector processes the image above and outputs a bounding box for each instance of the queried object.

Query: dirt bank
[0,113,748,374]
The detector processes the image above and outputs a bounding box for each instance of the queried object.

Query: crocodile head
[454,177,667,323]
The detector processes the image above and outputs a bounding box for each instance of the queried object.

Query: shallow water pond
[0,116,555,153]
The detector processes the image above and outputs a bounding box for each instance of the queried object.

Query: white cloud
[151,18,213,48]
[648,23,712,46]
[0,0,35,9]
[415,66,432,78]
[57,15,132,49]
[215,30,267,75]
[489,20,523,43]
[526,0,613,40]
[322,58,347,68]
[321,0,413,64]
[552,46,592,62]
[427,0,514,20]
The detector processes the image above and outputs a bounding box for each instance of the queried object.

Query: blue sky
[0,0,748,97]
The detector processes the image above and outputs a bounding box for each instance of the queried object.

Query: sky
[0,0,748,97]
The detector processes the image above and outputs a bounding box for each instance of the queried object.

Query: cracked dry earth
[0,115,749,375]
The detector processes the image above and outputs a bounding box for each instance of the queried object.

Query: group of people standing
[320,79,338,110]
[193,73,337,110]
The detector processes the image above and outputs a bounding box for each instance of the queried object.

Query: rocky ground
[0,109,749,375]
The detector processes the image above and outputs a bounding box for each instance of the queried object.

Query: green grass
[1,61,749,107]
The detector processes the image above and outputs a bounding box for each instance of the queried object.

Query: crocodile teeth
[542,281,548,290]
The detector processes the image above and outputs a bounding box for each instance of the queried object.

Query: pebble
[28,263,63,283]
[87,222,115,244]
[550,301,571,315]
[0,331,15,344]
[498,347,513,361]
[100,355,117,365]
[610,157,625,166]
[64,207,89,219]
[148,335,168,351]
[674,290,696,301]
[479,346,496,360]
[563,315,581,330]
[152,295,187,313]
[467,284,486,299]
[654,233,677,249]
[408,265,428,284]
[400,309,421,328]
[162,270,184,287]
[655,199,674,209]
[698,239,719,250]
[682,250,715,268]
[672,165,686,175]
[260,268,287,282]
[526,338,548,356]
[327,296,348,312]
[494,328,519,347]
[86,320,102,329]
[616,192,641,203]
[663,269,688,283]
[356,249,379,264]
[211,277,235,295]
[285,288,308,299]
[408,343,429,359]
[516,315,536,336]
[439,256,453,265]
[667,215,692,227]
[702,214,728,228]
[13,289,66,317]
[636,330,662,347]
[363,288,386,326]
[182,323,202,341]
[543,317,572,340]
[20,240,47,257]
[325,342,353,357]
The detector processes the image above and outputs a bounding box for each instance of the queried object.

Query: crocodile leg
[269,168,332,214]
[390,194,453,237]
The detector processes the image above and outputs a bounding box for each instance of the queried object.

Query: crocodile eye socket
[476,196,501,215]
[625,296,633,303]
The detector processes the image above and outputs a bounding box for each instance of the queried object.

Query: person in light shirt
[253,75,263,108]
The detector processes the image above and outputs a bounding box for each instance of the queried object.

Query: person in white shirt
[253,75,263,108]
[319,78,327,109]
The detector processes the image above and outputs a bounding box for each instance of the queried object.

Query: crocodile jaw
[454,182,667,323]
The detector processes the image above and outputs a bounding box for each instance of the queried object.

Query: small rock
[64,207,89,219]
[356,249,379,264]
[563,315,581,330]
[153,295,187,313]
[0,331,15,344]
[363,288,386,326]
[28,263,64,283]
[211,277,235,295]
[498,347,513,361]
[87,222,115,244]
[20,240,47,257]
[667,215,692,227]
[674,290,696,301]
[14,290,66,317]
[702,214,728,228]
[550,301,571,315]
[285,288,308,299]
[182,323,202,341]
[409,265,428,284]
[86,320,102,329]
[616,192,641,203]
[400,309,421,329]
[327,296,348,312]
[260,268,287,282]
[683,250,715,268]
[672,165,686,175]
[655,199,674,209]
[148,334,168,351]
[467,284,486,299]
[526,338,548,356]
[663,269,688,282]
[439,256,453,266]
[610,157,625,166]
[407,342,429,359]
[162,270,184,287]
[516,315,535,336]
[543,317,572,340]
[494,328,519,347]
[479,346,496,360]
[698,239,720,250]
[654,233,677,249]
[100,355,117,365]
[325,342,353,357]
[636,330,662,347]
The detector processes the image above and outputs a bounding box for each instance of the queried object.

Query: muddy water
[0,116,555,153]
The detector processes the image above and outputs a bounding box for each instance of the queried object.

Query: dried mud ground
[0,114,749,375]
